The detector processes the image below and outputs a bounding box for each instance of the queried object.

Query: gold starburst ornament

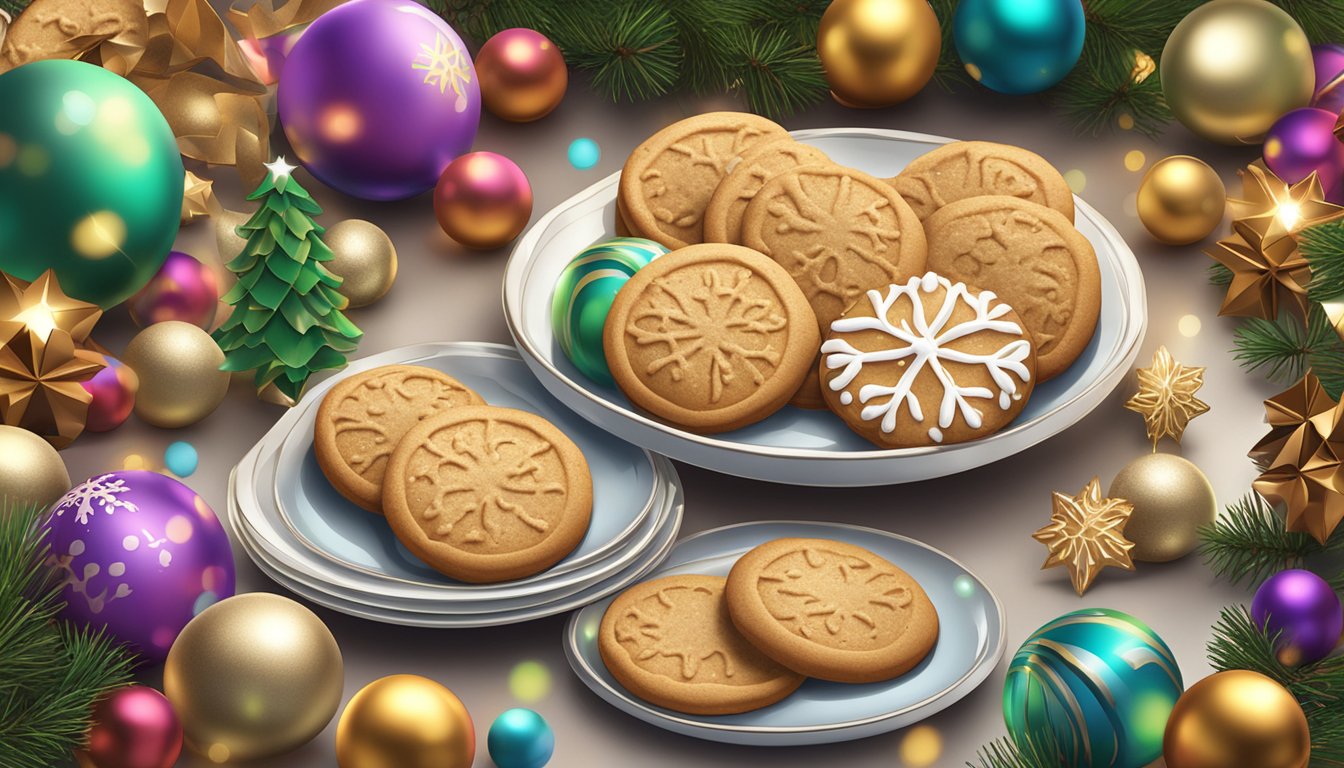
[1250,372,1344,543]
[1033,478,1136,595]
[181,170,216,225]
[1124,345,1209,447]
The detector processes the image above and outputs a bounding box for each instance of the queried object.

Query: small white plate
[504,127,1146,486]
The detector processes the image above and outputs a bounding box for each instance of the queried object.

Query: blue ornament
[551,237,667,385]
[164,441,199,477]
[568,138,600,170]
[953,0,1086,95]
[1004,608,1184,768]
[487,708,554,768]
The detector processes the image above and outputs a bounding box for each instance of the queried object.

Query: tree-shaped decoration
[213,158,361,404]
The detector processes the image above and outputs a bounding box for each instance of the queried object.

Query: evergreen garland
[1200,494,1344,590]
[0,0,28,19]
[0,503,135,768]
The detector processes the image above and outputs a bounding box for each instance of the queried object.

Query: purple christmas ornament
[127,250,220,330]
[278,0,480,201]
[44,471,235,663]
[1312,44,1344,116]
[1251,569,1343,666]
[1263,107,1344,202]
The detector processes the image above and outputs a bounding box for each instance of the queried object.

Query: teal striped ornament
[1003,608,1184,768]
[551,237,668,385]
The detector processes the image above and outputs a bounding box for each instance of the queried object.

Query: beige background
[59,13,1280,765]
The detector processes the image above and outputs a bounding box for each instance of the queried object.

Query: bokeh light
[1124,150,1146,172]
[899,725,943,767]
[568,137,600,170]
[509,660,553,703]
[1178,314,1201,337]
[1063,169,1086,194]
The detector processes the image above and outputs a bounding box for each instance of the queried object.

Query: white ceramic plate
[504,127,1146,486]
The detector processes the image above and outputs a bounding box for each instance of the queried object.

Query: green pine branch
[1304,219,1344,304]
[1209,261,1234,287]
[1231,308,1344,399]
[0,503,135,768]
[929,0,969,91]
[1200,493,1344,588]
[967,734,1062,768]
[724,26,827,117]
[562,3,683,101]
[0,0,30,18]
[1270,0,1344,45]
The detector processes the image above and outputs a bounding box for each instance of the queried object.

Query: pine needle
[1231,309,1344,393]
[967,730,1065,768]
[929,0,969,90]
[1199,494,1342,587]
[1270,0,1344,45]
[1208,262,1234,287]
[1303,219,1344,303]
[562,3,683,102]
[725,27,827,117]
[0,0,31,17]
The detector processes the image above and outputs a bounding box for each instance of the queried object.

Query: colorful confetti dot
[1124,150,1146,172]
[900,725,943,767]
[510,660,553,703]
[1178,314,1201,337]
[165,441,198,477]
[568,137,600,170]
[1063,169,1086,194]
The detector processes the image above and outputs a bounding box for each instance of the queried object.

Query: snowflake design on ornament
[412,33,473,111]
[52,474,139,525]
[821,273,1032,442]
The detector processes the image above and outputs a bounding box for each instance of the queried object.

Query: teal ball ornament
[0,60,183,308]
[487,708,554,768]
[953,0,1086,95]
[1004,608,1184,768]
[551,237,667,385]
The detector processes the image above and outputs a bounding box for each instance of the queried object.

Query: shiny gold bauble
[1164,670,1310,768]
[817,0,941,108]
[0,425,69,511]
[1137,155,1227,245]
[1161,0,1314,144]
[1108,453,1216,562]
[323,219,398,308]
[122,321,229,428]
[336,675,475,768]
[164,593,344,763]
[476,28,569,122]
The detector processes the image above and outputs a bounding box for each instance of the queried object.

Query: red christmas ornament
[85,686,182,768]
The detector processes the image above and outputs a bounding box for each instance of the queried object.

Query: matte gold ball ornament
[1163,670,1310,768]
[0,425,70,511]
[122,321,229,428]
[164,593,344,763]
[1137,156,1227,245]
[1108,453,1216,562]
[817,0,942,108]
[323,220,398,308]
[1161,0,1314,144]
[337,675,475,768]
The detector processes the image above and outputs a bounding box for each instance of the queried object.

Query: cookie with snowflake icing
[726,538,939,683]
[820,272,1036,448]
[599,574,805,715]
[603,243,820,433]
[618,112,789,249]
[382,405,592,583]
[315,365,485,514]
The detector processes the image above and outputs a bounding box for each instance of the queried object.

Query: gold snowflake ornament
[1033,477,1136,595]
[1124,345,1209,447]
[412,33,473,112]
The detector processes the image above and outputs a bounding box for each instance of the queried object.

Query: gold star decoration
[0,270,101,344]
[1124,345,1209,447]
[1250,372,1344,544]
[1033,477,1136,595]
[0,321,105,448]
[1226,162,1344,246]
[1208,220,1312,318]
[181,170,216,225]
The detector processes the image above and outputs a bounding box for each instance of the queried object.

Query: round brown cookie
[603,243,820,433]
[619,112,789,249]
[315,365,485,514]
[703,138,832,245]
[820,272,1036,447]
[740,164,927,407]
[923,196,1099,381]
[889,141,1075,221]
[599,575,806,715]
[615,200,633,238]
[382,406,592,583]
[726,538,940,684]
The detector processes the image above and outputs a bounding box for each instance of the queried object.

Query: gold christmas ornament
[1250,372,1344,543]
[181,170,215,225]
[1124,345,1209,447]
[1227,162,1344,246]
[164,593,343,763]
[1033,477,1136,595]
[122,321,229,428]
[1163,670,1310,768]
[1160,0,1314,144]
[1136,155,1226,245]
[336,675,475,768]
[816,0,941,108]
[1108,453,1217,563]
[0,424,70,511]
[323,220,398,309]
[1208,222,1311,319]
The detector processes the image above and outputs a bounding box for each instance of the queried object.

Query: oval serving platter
[564,520,1005,746]
[504,127,1146,486]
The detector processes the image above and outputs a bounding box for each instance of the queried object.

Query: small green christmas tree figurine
[214,158,361,404]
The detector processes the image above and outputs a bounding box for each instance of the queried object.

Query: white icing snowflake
[51,474,139,525]
[821,272,1032,442]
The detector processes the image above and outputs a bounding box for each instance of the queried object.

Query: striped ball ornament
[1004,608,1185,768]
[551,237,667,384]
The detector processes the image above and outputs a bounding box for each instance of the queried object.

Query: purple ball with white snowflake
[43,471,234,663]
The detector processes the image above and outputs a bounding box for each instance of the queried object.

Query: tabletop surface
[59,10,1270,764]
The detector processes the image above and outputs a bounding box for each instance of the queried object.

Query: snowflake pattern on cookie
[821,272,1032,443]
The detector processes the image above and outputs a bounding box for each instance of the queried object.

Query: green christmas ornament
[1004,608,1184,768]
[213,158,361,404]
[0,60,182,308]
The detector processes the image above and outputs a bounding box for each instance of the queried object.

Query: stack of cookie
[314,365,593,584]
[583,113,1100,449]
[598,537,939,715]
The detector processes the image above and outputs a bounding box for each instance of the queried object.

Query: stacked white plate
[227,342,684,627]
